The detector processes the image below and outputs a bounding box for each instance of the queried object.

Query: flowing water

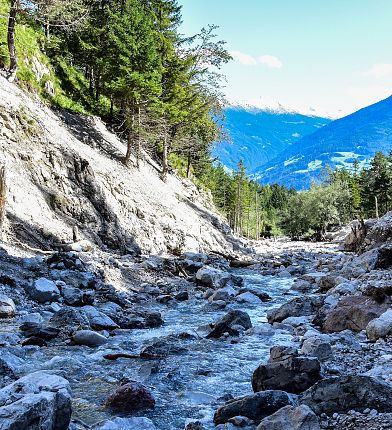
[7,270,296,430]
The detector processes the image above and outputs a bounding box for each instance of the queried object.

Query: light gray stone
[0,295,16,318]
[366,309,392,341]
[73,330,107,347]
[257,405,320,430]
[28,278,60,303]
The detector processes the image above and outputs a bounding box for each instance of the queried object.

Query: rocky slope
[0,75,241,256]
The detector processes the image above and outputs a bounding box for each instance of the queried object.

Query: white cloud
[229,51,257,65]
[229,51,283,68]
[258,54,283,69]
[362,63,392,78]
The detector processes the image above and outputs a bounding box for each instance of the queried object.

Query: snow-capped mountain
[212,104,331,173]
[253,94,392,189]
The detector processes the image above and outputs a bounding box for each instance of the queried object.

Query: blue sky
[178,0,392,118]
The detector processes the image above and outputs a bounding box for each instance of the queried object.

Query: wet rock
[267,296,324,324]
[209,290,231,302]
[21,336,47,347]
[0,371,71,430]
[19,322,60,340]
[72,330,107,347]
[95,417,157,430]
[214,390,296,424]
[196,267,233,289]
[141,334,189,356]
[185,421,204,430]
[82,306,119,330]
[27,277,61,303]
[0,295,16,318]
[175,291,189,301]
[366,309,392,341]
[361,282,392,302]
[300,375,392,415]
[301,336,332,360]
[143,311,164,328]
[207,310,252,338]
[236,292,262,304]
[256,405,320,430]
[105,381,155,413]
[322,295,388,333]
[252,347,321,394]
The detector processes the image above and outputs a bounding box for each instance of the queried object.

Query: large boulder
[322,295,389,333]
[214,391,296,424]
[267,296,324,324]
[196,267,241,289]
[300,336,332,361]
[0,295,16,318]
[26,278,61,303]
[206,309,252,338]
[366,309,392,341]
[300,375,392,415]
[0,371,72,430]
[256,405,320,430]
[252,347,321,394]
[105,381,155,413]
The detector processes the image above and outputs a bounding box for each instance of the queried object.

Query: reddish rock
[322,295,388,333]
[105,381,155,413]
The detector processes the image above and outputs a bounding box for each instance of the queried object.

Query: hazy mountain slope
[253,95,392,189]
[213,106,330,172]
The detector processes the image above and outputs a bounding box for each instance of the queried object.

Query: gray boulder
[300,375,392,415]
[196,267,233,289]
[366,309,392,341]
[0,295,16,318]
[252,347,321,394]
[207,309,252,338]
[236,292,262,304]
[256,405,320,430]
[82,306,119,330]
[267,296,324,324]
[300,336,332,361]
[72,330,107,347]
[27,278,60,303]
[214,391,296,424]
[0,371,71,430]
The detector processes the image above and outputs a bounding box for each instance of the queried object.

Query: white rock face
[366,309,392,341]
[0,75,235,255]
[0,371,72,430]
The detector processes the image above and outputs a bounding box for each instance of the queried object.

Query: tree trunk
[0,166,6,236]
[7,0,18,82]
[375,195,379,218]
[186,152,191,178]
[45,21,50,41]
[124,129,133,166]
[161,132,168,181]
[136,106,141,169]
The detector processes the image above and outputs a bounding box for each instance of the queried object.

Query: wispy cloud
[230,51,258,65]
[362,63,392,78]
[229,51,283,68]
[258,55,283,69]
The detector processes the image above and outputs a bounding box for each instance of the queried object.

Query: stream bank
[1,224,392,430]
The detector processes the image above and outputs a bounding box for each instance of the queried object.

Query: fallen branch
[103,353,165,361]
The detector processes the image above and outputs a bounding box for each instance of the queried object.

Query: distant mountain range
[212,106,330,173]
[214,95,392,189]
